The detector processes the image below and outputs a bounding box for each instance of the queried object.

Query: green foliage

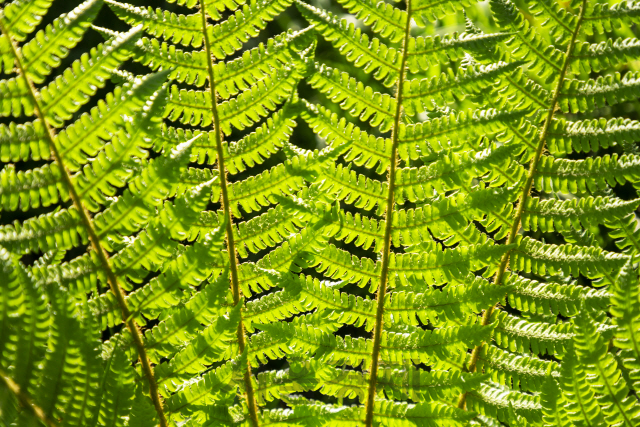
[1,0,640,426]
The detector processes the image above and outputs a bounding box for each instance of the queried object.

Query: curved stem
[457,0,589,410]
[0,369,58,427]
[197,2,260,426]
[364,2,412,426]
[0,19,168,427]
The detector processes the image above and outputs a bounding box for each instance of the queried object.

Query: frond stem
[0,369,59,427]
[457,0,589,410]
[364,1,412,425]
[197,3,260,426]
[0,19,168,427]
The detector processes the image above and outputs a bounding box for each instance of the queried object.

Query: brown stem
[363,2,412,426]
[197,2,260,426]
[457,0,589,410]
[0,369,59,427]
[0,19,168,427]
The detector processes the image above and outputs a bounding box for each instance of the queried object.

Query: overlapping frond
[3,0,640,425]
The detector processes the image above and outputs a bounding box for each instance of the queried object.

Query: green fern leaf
[296,1,401,87]
[610,261,640,390]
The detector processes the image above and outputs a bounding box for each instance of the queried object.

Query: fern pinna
[2,0,640,426]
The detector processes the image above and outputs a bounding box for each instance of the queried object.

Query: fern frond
[397,108,526,162]
[411,0,479,24]
[138,27,308,96]
[540,377,573,427]
[235,204,305,257]
[383,324,489,368]
[573,304,640,426]
[511,237,628,281]
[130,36,208,87]
[557,342,608,427]
[0,247,136,427]
[570,37,640,74]
[308,63,395,132]
[139,276,230,363]
[392,194,471,247]
[238,223,331,295]
[164,362,235,416]
[523,0,576,38]
[74,82,168,212]
[559,72,640,113]
[607,212,640,256]
[4,0,640,424]
[379,324,492,367]
[491,310,572,356]
[0,207,86,254]
[296,275,377,331]
[489,0,564,82]
[401,61,522,116]
[475,344,559,393]
[394,144,517,203]
[296,1,401,87]
[0,120,48,162]
[377,366,488,403]
[534,154,640,194]
[301,100,391,174]
[253,322,371,367]
[310,363,368,403]
[56,71,168,171]
[311,243,380,288]
[610,261,640,390]
[124,233,226,320]
[155,308,238,395]
[390,241,510,289]
[372,399,474,426]
[109,178,213,283]
[323,209,384,251]
[204,0,294,60]
[582,1,640,34]
[547,117,640,155]
[41,27,141,126]
[0,163,67,211]
[467,382,543,425]
[385,276,508,326]
[0,76,32,117]
[522,196,640,233]
[155,103,297,171]
[317,163,387,213]
[92,137,195,248]
[407,32,509,74]
[336,0,407,43]
[166,65,301,134]
[488,67,551,113]
[243,278,306,333]
[0,0,53,42]
[0,33,14,73]
[505,273,609,317]
[227,151,331,216]
[253,364,317,406]
[20,0,102,84]
[105,0,204,48]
